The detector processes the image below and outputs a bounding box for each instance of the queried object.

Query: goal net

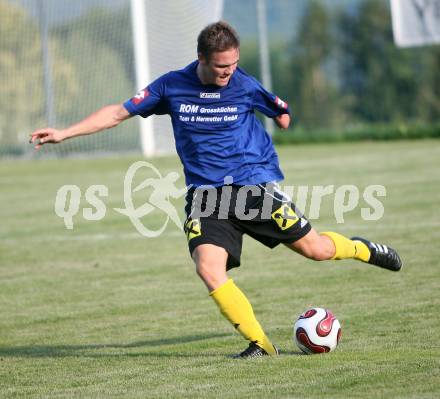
[0,0,223,158]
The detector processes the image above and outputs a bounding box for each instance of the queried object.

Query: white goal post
[130,0,224,157]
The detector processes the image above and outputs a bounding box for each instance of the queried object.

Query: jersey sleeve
[251,77,291,118]
[123,74,168,118]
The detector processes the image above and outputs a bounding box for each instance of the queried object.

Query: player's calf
[286,229,336,261]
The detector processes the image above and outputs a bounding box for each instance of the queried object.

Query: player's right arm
[29,104,131,149]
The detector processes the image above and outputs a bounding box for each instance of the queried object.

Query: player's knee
[192,245,228,284]
[196,263,227,291]
[195,257,226,287]
[195,260,211,280]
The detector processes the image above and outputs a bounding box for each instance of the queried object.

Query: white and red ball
[293,307,342,354]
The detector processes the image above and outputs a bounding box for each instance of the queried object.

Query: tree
[239,39,291,106]
[49,7,137,152]
[0,0,79,151]
[0,0,44,146]
[337,0,439,124]
[51,30,132,127]
[53,7,134,83]
[288,0,344,129]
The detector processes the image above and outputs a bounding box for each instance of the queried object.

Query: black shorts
[184,183,312,270]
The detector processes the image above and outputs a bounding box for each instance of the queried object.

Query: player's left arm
[250,76,291,129]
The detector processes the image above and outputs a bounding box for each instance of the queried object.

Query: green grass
[1,140,439,398]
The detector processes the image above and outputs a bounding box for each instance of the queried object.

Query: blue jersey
[124,61,290,187]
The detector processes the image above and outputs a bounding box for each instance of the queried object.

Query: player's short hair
[197,21,240,61]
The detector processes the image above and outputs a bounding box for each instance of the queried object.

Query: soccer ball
[293,307,342,354]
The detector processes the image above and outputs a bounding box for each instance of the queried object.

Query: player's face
[198,48,239,87]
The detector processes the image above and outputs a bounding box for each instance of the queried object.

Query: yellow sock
[209,279,277,355]
[321,231,370,262]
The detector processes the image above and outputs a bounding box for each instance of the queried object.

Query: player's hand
[274,113,290,129]
[29,128,66,149]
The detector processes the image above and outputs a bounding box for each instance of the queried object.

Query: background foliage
[0,0,439,153]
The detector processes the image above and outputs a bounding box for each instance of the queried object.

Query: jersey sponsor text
[200,92,221,99]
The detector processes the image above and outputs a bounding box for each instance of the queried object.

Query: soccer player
[30,21,402,358]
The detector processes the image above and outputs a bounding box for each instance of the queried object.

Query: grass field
[1,140,439,398]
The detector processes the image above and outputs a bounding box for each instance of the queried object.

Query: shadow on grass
[0,332,232,359]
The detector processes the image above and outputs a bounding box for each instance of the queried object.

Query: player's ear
[198,52,207,65]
